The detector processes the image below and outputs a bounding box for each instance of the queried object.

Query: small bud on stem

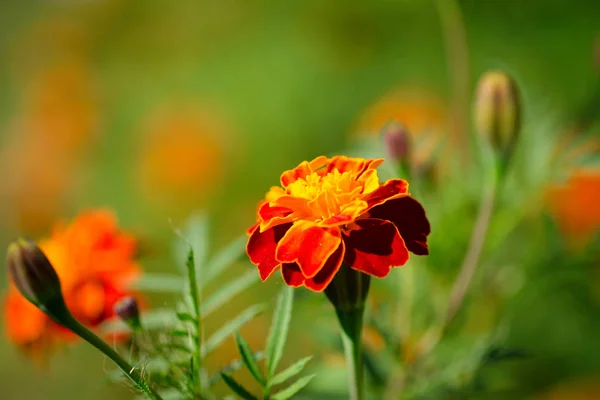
[474,71,521,166]
[114,296,142,331]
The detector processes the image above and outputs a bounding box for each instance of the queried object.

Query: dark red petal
[343,218,409,278]
[305,241,345,292]
[275,221,341,278]
[246,223,292,281]
[364,179,409,210]
[368,196,430,255]
[281,263,305,287]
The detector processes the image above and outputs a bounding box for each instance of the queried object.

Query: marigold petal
[281,263,305,287]
[280,156,329,187]
[369,196,430,255]
[364,179,409,210]
[275,221,341,279]
[258,201,293,223]
[305,240,345,292]
[325,156,383,178]
[247,222,259,236]
[247,223,291,281]
[343,218,409,278]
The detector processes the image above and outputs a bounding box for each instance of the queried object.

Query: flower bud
[114,296,142,330]
[6,238,65,314]
[382,122,411,164]
[474,71,521,158]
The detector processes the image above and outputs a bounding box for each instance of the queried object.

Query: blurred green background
[0,0,599,399]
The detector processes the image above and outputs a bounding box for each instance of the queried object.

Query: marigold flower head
[3,209,142,355]
[246,156,430,292]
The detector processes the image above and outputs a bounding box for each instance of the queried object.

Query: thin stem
[65,314,163,400]
[445,169,498,326]
[186,251,204,394]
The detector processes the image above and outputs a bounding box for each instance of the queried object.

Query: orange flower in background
[246,156,430,292]
[546,168,600,247]
[353,88,448,168]
[0,60,99,234]
[3,209,142,354]
[137,105,230,219]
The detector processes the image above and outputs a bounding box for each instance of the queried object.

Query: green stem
[337,307,365,400]
[325,266,370,400]
[64,314,163,400]
[186,250,204,394]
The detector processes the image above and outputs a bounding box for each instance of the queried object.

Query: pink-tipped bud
[114,296,142,330]
[383,122,411,165]
[6,238,65,311]
[474,71,521,158]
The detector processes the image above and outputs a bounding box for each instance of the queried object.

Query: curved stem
[445,170,498,326]
[65,314,163,400]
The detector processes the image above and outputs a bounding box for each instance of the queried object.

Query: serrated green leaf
[202,304,266,357]
[201,270,259,318]
[220,373,258,400]
[128,273,185,292]
[270,356,313,386]
[235,332,266,387]
[201,235,247,286]
[271,374,315,400]
[266,286,294,379]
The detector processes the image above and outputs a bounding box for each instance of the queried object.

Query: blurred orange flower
[0,61,99,234]
[3,210,141,356]
[247,156,430,292]
[353,88,448,168]
[546,168,600,247]
[137,105,229,219]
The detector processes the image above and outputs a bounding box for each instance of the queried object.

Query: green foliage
[270,375,317,400]
[234,333,266,386]
[101,215,276,399]
[220,373,258,400]
[270,356,313,386]
[265,286,295,380]
[226,286,314,399]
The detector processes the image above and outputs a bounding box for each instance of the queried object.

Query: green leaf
[265,286,294,379]
[234,332,266,387]
[129,273,185,292]
[270,356,313,386]
[201,270,259,318]
[202,235,247,287]
[174,212,209,274]
[271,374,315,400]
[202,304,266,357]
[220,373,258,400]
[209,351,265,386]
[176,311,196,323]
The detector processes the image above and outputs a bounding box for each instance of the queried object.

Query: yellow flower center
[285,168,380,221]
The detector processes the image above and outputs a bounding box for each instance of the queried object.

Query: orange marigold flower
[546,168,600,247]
[3,209,141,354]
[246,156,431,292]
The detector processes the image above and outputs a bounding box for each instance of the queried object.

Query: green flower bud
[114,296,142,331]
[474,71,521,160]
[6,238,68,319]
